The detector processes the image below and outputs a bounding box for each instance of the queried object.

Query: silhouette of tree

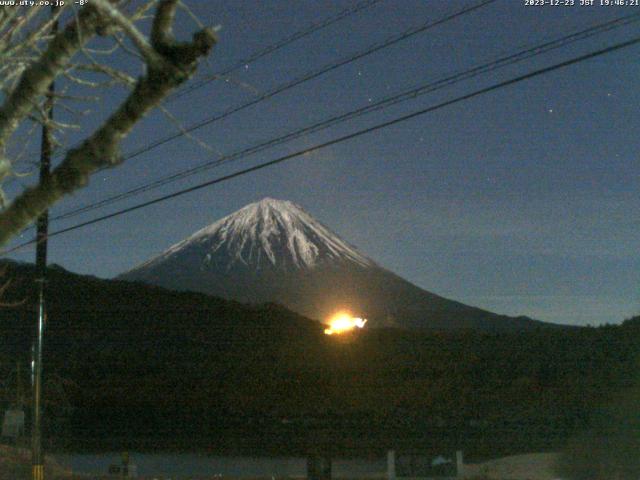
[0,0,216,247]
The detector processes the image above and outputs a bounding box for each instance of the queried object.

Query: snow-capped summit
[120,198,545,331]
[127,197,374,276]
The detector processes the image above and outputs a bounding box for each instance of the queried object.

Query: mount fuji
[119,198,545,331]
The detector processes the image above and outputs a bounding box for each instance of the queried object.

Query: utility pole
[32,7,58,480]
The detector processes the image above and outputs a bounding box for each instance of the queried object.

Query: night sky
[4,0,639,326]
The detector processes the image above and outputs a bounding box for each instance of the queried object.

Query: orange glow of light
[324,311,367,335]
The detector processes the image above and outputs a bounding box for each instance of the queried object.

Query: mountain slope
[120,198,546,331]
[0,259,624,457]
[128,197,373,274]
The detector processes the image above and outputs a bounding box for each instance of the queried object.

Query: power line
[168,0,386,102]
[50,11,640,222]
[6,33,640,255]
[49,0,494,167]
[119,0,499,161]
[48,0,498,221]
[40,0,385,166]
[37,0,497,219]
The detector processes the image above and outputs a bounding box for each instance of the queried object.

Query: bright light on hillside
[324,311,367,335]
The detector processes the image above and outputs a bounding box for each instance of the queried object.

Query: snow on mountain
[120,197,547,331]
[127,198,374,276]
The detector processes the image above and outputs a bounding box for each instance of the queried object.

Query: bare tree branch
[0,5,108,155]
[0,0,216,246]
[92,0,165,68]
[0,267,24,307]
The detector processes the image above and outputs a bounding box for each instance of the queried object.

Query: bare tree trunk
[0,0,216,247]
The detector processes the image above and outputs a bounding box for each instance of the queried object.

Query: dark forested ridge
[0,260,638,460]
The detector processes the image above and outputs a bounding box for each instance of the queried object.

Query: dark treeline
[0,260,638,461]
